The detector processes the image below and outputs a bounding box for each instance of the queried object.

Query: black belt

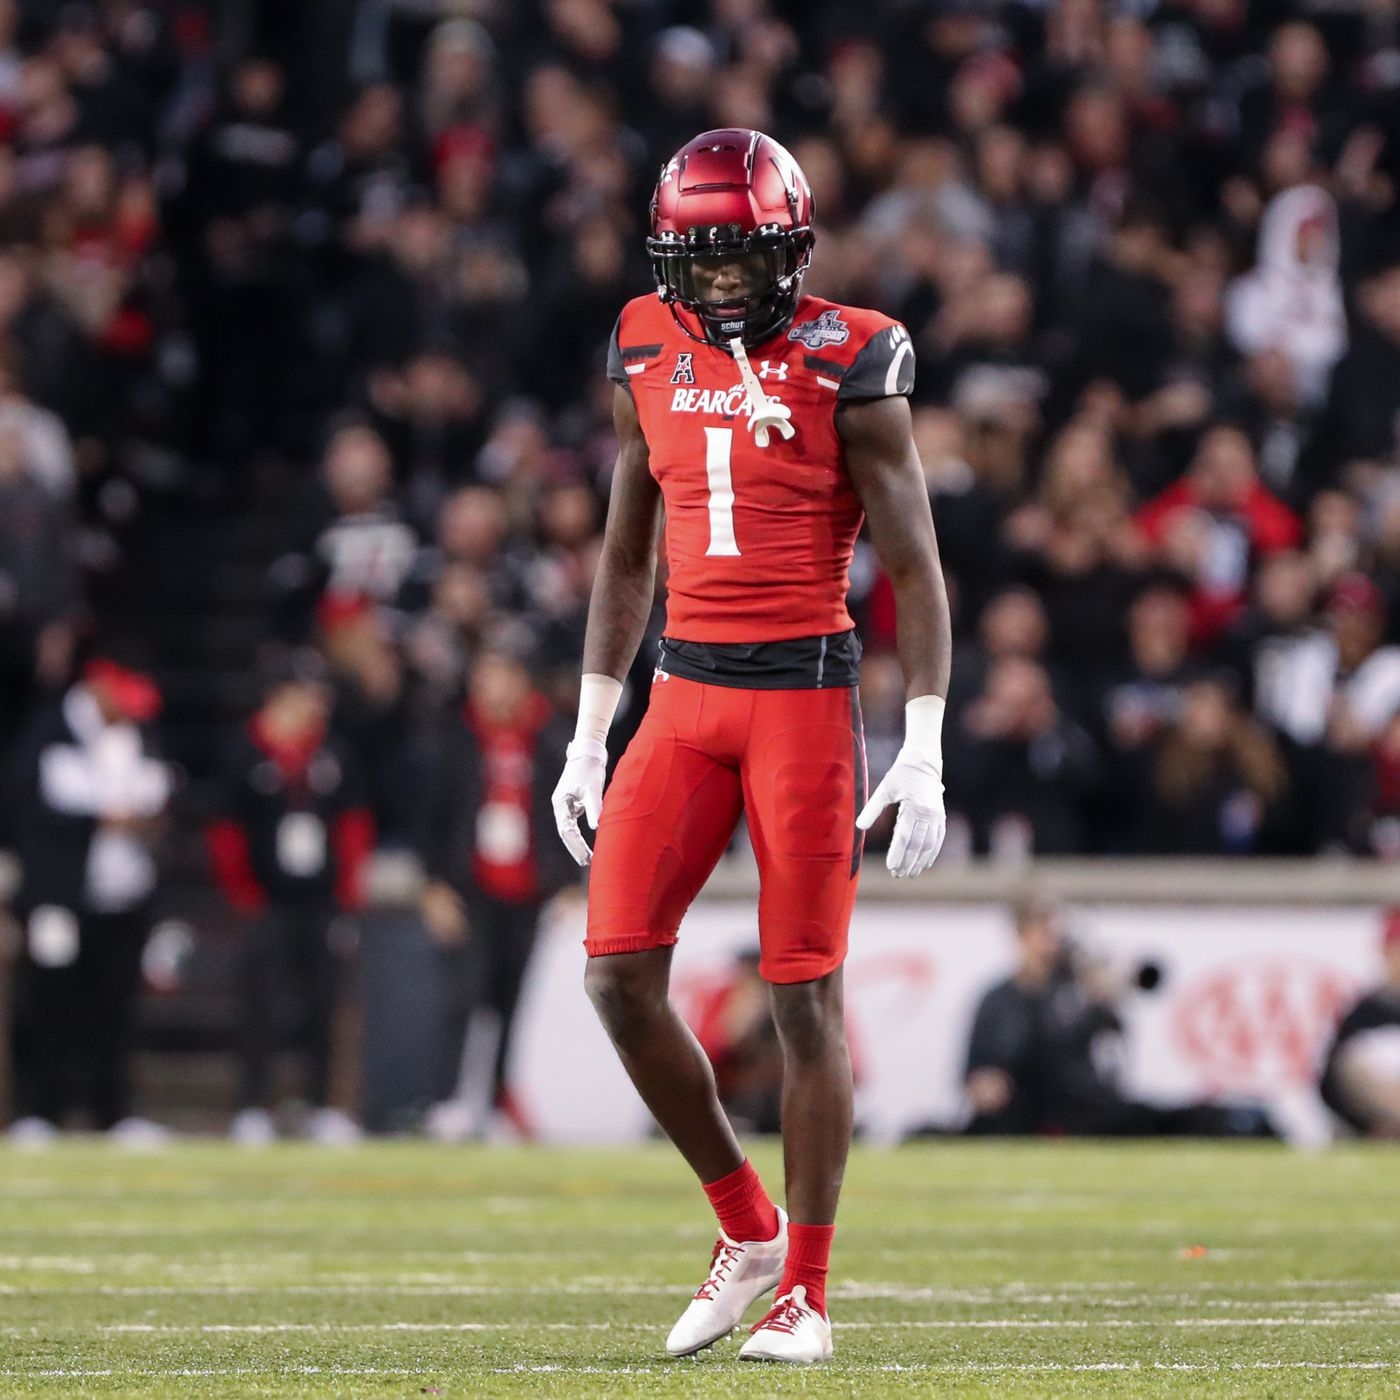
[657,630,862,690]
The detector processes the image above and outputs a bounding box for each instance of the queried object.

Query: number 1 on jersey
[703,426,741,557]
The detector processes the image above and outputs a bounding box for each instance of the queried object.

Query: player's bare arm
[839,394,951,702]
[842,393,953,878]
[580,386,661,684]
[551,385,660,865]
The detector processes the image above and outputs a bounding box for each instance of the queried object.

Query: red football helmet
[648,128,815,349]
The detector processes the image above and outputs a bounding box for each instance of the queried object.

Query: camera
[1061,934,1166,1000]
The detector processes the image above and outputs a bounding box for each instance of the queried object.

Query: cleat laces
[752,1293,809,1335]
[693,1239,743,1301]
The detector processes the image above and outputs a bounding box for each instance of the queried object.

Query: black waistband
[657,631,862,690]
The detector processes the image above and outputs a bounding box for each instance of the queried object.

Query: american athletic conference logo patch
[788,309,849,349]
[670,353,695,385]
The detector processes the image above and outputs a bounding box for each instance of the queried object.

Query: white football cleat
[423,1099,479,1144]
[5,1116,58,1148]
[738,1285,834,1364]
[665,1207,787,1357]
[107,1116,174,1150]
[229,1107,277,1147]
[303,1106,362,1146]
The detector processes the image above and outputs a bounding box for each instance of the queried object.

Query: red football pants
[585,674,866,983]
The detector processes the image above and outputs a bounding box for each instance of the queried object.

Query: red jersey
[466,694,550,904]
[608,294,915,644]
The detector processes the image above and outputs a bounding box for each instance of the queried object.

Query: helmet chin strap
[728,336,794,449]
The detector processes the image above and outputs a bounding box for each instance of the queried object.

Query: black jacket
[8,695,164,916]
[417,707,575,906]
[1319,987,1400,1133]
[965,970,1125,1134]
[206,724,371,912]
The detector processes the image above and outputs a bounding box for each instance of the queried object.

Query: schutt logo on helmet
[648,128,816,351]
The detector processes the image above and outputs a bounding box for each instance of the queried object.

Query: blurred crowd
[3,0,1400,860]
[5,0,1400,1130]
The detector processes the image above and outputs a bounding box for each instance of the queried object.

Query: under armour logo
[670,353,695,385]
[758,360,789,381]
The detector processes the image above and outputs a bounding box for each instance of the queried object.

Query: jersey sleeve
[836,323,915,402]
[606,314,629,388]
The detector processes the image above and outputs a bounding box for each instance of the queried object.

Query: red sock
[781,1223,835,1316]
[701,1160,779,1244]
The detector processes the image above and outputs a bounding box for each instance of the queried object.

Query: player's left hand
[856,751,946,878]
[552,738,608,866]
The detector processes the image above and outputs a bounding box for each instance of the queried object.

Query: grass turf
[0,1140,1395,1397]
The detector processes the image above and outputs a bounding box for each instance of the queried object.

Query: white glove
[856,695,947,879]
[552,738,607,867]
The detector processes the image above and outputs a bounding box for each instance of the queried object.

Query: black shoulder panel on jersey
[837,323,915,402]
[803,353,847,380]
[606,315,628,386]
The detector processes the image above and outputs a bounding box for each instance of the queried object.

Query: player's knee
[770,977,845,1064]
[584,955,665,1043]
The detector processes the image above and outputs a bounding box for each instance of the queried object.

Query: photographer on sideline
[1319,910,1400,1138]
[964,893,1138,1134]
[964,893,1272,1137]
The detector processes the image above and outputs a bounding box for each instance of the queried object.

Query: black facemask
[647,223,814,350]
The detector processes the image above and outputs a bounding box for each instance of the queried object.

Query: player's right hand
[551,738,608,866]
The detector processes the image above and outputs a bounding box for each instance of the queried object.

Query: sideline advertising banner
[511,896,1383,1145]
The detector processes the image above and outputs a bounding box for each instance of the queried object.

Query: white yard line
[82,1313,1395,1335]
[922,1284,1391,1305]
[830,1284,1392,1307]
[1,1270,1373,1299]
[491,1362,1400,1375]
[1,1281,1392,1308]
[102,1322,651,1333]
[0,1283,662,1296]
[6,1361,1399,1380]
[1,1269,1392,1316]
[491,1361,1400,1375]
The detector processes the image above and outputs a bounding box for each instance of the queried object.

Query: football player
[552,129,952,1364]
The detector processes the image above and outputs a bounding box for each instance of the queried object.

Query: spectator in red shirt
[1135,425,1303,645]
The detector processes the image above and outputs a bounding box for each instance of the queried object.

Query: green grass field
[0,1140,1396,1398]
